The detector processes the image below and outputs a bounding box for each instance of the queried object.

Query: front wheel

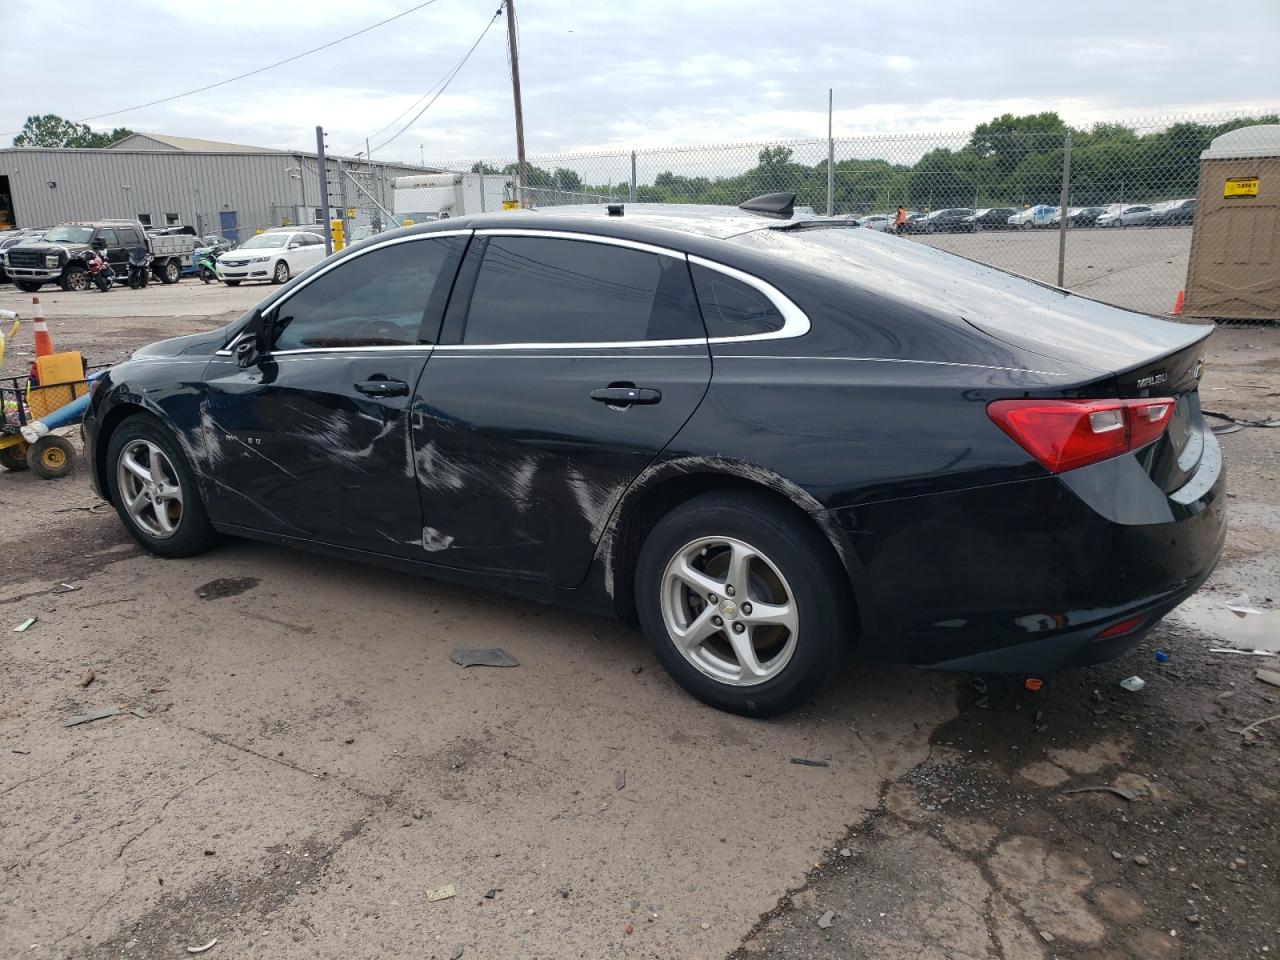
[61,266,89,292]
[15,280,42,293]
[272,260,290,284]
[635,491,852,716]
[106,417,216,557]
[224,279,241,287]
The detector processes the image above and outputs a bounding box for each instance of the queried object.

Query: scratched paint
[421,526,455,552]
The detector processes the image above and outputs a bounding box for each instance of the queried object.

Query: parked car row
[852,198,1197,235]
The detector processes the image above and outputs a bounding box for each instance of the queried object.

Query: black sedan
[922,207,975,233]
[80,198,1225,716]
[961,207,1017,231]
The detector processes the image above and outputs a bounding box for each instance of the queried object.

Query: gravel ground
[0,277,1276,960]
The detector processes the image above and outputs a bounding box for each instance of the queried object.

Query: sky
[1,0,1277,169]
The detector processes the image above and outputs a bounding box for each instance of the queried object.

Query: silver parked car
[1096,204,1154,228]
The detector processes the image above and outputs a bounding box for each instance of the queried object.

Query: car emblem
[720,600,738,619]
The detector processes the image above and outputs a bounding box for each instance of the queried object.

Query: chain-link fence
[431,111,1277,315]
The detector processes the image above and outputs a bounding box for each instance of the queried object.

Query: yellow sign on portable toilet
[331,219,345,252]
[402,219,416,227]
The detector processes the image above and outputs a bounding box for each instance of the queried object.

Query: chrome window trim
[687,255,811,343]
[215,230,472,355]
[473,228,686,261]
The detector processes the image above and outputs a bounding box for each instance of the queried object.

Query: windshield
[43,225,94,243]
[238,234,289,249]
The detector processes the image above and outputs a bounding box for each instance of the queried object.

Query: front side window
[690,263,785,338]
[463,236,702,344]
[270,237,462,351]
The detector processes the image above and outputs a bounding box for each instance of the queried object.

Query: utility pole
[826,88,834,216]
[505,0,528,205]
[316,126,333,255]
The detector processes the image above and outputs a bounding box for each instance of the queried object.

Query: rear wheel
[27,435,74,479]
[636,491,852,716]
[159,259,181,284]
[106,417,216,557]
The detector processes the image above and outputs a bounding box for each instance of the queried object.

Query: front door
[413,231,712,585]
[199,233,467,555]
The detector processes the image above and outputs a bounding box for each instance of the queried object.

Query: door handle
[354,378,408,398]
[590,386,662,406]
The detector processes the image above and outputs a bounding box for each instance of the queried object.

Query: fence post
[630,151,637,204]
[316,126,333,256]
[826,89,834,216]
[1056,131,1073,288]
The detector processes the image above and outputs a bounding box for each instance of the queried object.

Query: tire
[198,267,213,284]
[105,416,216,558]
[27,435,74,479]
[60,266,89,292]
[224,279,241,287]
[272,260,290,284]
[15,280,42,293]
[635,491,852,717]
[0,442,29,471]
[159,259,180,284]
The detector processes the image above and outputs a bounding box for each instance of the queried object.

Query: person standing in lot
[894,206,908,235]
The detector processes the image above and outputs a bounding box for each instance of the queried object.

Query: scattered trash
[1133,854,1151,867]
[615,769,626,791]
[624,923,635,936]
[344,737,355,745]
[700,922,711,931]
[483,888,500,899]
[1256,669,1280,689]
[426,884,456,902]
[1024,678,1043,692]
[1154,651,1170,663]
[449,648,521,668]
[1203,410,1280,432]
[817,910,835,929]
[129,708,150,719]
[450,944,464,959]
[790,757,830,768]
[1040,931,1056,943]
[1224,593,1267,617]
[52,582,79,594]
[78,671,96,688]
[839,847,852,857]
[12,749,30,755]
[1061,785,1145,802]
[13,617,36,632]
[63,706,121,728]
[1233,714,1280,739]
[186,939,217,955]
[1171,594,1280,652]
[1209,648,1275,657]
[1120,676,1146,692]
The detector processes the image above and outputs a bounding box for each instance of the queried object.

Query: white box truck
[393,173,515,223]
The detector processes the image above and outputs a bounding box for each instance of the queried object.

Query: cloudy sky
[2,0,1277,166]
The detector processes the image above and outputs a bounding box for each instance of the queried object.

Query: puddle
[1168,593,1280,652]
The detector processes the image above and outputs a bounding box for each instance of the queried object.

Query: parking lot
[1,279,1278,959]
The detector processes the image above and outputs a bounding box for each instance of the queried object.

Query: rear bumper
[829,431,1226,672]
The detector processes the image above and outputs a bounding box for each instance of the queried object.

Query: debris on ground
[186,938,217,954]
[195,577,260,600]
[426,884,456,902]
[790,758,830,768]
[483,887,500,899]
[1155,650,1170,663]
[1119,676,1146,692]
[1224,593,1266,617]
[1256,669,1280,688]
[1210,647,1275,657]
[1061,784,1145,802]
[63,706,121,728]
[1040,930,1056,943]
[129,708,149,719]
[624,923,635,935]
[1233,714,1280,739]
[817,910,835,929]
[449,647,521,668]
[52,582,79,593]
[13,617,36,632]
[616,769,626,790]
[78,670,96,688]
[450,944,464,959]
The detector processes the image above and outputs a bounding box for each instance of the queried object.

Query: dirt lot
[0,281,1277,960]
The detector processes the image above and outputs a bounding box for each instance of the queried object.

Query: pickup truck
[5,220,195,292]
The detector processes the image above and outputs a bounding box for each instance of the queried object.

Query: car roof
[449,203,804,241]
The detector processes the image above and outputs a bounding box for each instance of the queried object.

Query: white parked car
[216,230,327,285]
[1096,204,1154,228]
[856,214,894,232]
[1006,205,1058,229]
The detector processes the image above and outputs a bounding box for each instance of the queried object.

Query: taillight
[987,398,1175,473]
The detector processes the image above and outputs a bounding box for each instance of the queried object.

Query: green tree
[13,114,132,148]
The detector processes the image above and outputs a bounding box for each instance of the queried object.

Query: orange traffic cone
[1171,289,1185,316]
[32,296,54,357]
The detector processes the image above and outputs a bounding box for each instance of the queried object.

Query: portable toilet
[1184,124,1280,321]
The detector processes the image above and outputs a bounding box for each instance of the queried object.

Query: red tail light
[987,398,1175,473]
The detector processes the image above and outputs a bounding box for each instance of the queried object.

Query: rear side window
[690,263,784,338]
[117,228,140,246]
[271,236,462,351]
[97,228,119,247]
[463,236,703,344]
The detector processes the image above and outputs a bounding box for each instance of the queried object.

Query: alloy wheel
[274,261,289,283]
[116,439,184,539]
[660,535,799,686]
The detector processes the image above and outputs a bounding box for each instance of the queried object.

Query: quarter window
[270,236,463,351]
[463,236,703,344]
[690,263,785,338]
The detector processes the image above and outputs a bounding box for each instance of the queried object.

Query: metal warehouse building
[0,133,432,240]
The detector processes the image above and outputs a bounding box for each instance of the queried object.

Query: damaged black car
[83,196,1225,716]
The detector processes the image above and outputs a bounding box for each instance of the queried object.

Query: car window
[270,237,462,351]
[97,228,119,247]
[463,236,703,344]
[691,263,785,338]
[117,227,140,246]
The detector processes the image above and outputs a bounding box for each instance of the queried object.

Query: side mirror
[233,336,261,368]
[92,237,107,249]
[287,242,300,250]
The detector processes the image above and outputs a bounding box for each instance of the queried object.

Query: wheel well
[93,402,152,503]
[610,472,857,627]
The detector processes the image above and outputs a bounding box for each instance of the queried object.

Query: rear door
[412,230,711,585]
[96,228,126,275]
[199,233,467,554]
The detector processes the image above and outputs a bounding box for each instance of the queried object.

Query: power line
[72,0,444,124]
[367,6,503,155]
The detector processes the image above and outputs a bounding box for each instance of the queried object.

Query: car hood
[132,326,234,359]
[11,241,83,256]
